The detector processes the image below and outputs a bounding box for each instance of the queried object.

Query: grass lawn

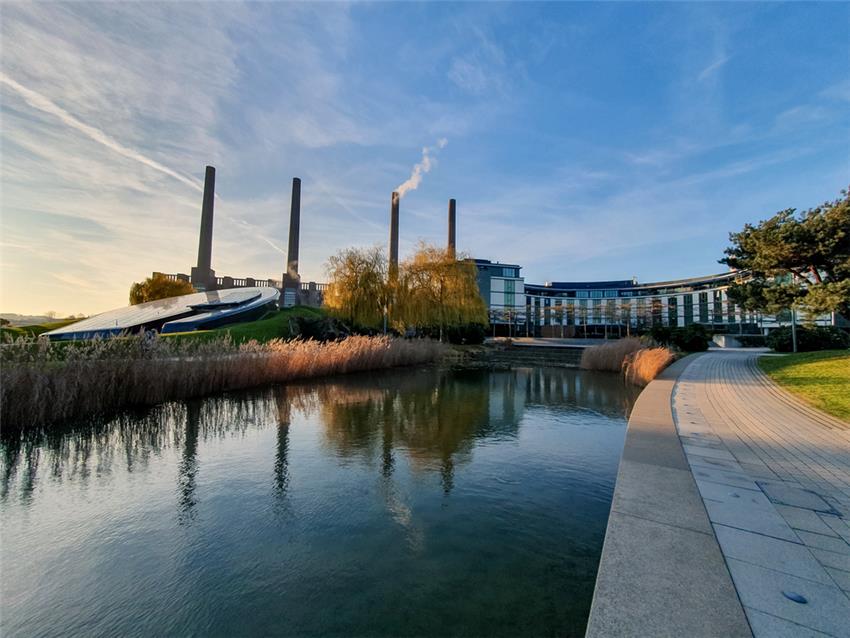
[758,350,850,422]
[162,305,326,345]
[0,318,80,340]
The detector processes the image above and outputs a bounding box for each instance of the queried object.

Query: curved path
[588,351,850,637]
[675,351,850,637]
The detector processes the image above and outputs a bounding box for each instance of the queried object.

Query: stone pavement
[674,351,850,637]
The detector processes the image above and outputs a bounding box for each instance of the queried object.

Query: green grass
[0,318,80,340]
[758,350,850,422]
[162,306,326,345]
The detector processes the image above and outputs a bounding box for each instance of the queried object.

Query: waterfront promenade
[588,351,850,637]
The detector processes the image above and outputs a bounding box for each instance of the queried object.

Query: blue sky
[1,2,848,315]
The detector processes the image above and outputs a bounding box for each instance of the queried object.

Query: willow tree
[323,246,389,328]
[396,243,487,338]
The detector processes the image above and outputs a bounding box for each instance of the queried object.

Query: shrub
[646,324,712,352]
[735,334,767,347]
[445,323,487,345]
[648,326,672,346]
[580,337,644,372]
[623,347,676,387]
[766,326,850,352]
[670,324,712,352]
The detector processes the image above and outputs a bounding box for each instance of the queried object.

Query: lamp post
[790,305,798,353]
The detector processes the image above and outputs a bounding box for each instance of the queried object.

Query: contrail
[396,138,447,198]
[0,72,204,193]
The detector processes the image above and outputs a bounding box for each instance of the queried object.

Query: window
[576,290,589,298]
[505,279,515,307]
[713,291,723,323]
[667,297,678,327]
[604,290,618,298]
[593,299,602,323]
[590,290,603,298]
[698,292,709,323]
[683,295,694,325]
[651,298,663,326]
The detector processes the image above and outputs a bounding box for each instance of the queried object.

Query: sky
[1,2,848,316]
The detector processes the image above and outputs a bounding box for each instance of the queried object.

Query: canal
[1,366,638,637]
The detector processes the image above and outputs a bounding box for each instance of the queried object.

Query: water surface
[1,366,638,637]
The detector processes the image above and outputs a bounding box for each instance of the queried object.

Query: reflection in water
[177,402,201,525]
[1,366,638,638]
[0,367,638,506]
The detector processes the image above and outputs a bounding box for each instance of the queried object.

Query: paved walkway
[674,351,850,637]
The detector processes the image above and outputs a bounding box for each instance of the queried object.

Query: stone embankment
[449,341,585,369]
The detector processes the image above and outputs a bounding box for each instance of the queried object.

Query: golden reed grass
[580,338,674,387]
[579,338,644,372]
[623,347,676,387]
[0,335,445,430]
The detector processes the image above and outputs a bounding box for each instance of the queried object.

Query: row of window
[515,293,755,327]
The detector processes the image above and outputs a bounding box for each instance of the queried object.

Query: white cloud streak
[0,72,204,193]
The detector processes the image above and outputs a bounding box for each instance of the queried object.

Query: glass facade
[683,295,694,325]
[698,292,709,323]
[667,296,678,327]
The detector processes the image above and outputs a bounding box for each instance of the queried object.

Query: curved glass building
[473,259,837,338]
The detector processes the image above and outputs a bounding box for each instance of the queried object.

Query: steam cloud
[395,138,448,198]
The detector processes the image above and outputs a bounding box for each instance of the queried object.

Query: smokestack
[281,177,301,308]
[448,198,456,258]
[389,191,400,277]
[191,165,216,290]
[286,177,301,281]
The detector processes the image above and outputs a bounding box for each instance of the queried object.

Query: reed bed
[580,337,674,387]
[0,334,445,430]
[579,338,644,372]
[623,347,676,387]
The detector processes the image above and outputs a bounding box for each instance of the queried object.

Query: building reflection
[177,401,201,525]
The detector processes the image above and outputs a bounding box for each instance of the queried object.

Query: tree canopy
[323,246,389,328]
[323,243,487,335]
[396,243,488,335]
[721,189,850,318]
[129,273,195,305]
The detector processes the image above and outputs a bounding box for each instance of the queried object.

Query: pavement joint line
[610,507,714,537]
[712,522,807,546]
[741,607,836,637]
[587,354,752,638]
[671,351,850,636]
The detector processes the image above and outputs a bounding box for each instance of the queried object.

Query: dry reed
[623,347,676,387]
[0,335,445,430]
[579,337,644,372]
[580,338,674,387]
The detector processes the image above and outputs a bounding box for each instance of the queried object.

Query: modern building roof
[43,287,279,341]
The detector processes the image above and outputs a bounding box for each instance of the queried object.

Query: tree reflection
[0,367,638,505]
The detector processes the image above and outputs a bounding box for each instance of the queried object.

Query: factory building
[155,164,841,339]
[157,166,326,308]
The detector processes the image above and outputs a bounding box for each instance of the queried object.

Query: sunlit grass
[0,318,79,339]
[758,350,850,422]
[162,306,325,344]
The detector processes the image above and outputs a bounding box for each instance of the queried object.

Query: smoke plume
[395,138,448,198]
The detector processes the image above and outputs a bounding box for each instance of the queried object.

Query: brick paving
[674,351,850,637]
